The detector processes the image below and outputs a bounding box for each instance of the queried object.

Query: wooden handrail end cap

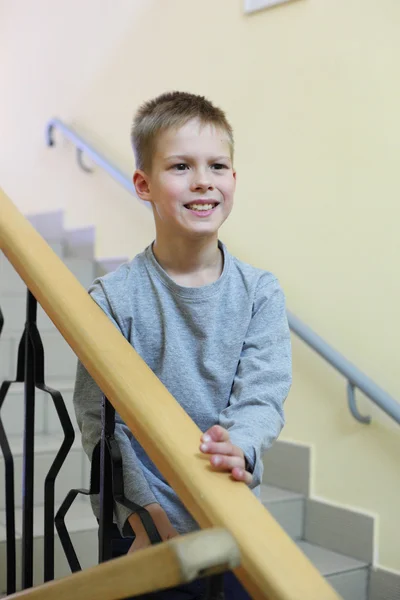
[170,528,241,583]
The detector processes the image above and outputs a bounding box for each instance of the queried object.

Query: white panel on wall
[244,0,295,13]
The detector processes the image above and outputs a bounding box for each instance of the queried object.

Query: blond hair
[131,91,234,172]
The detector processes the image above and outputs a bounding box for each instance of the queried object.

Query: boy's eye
[170,162,229,171]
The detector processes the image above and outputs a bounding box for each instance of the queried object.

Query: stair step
[297,541,369,600]
[0,258,96,332]
[0,506,370,598]
[0,243,64,294]
[297,540,368,576]
[0,433,90,511]
[95,256,127,277]
[0,499,98,592]
[64,227,95,260]
[0,329,79,382]
[260,484,304,539]
[0,381,77,436]
[0,334,15,381]
[26,211,65,244]
[0,495,97,539]
[41,332,79,381]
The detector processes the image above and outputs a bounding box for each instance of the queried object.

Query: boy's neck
[152,234,223,287]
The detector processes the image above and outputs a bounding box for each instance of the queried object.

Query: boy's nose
[190,172,214,191]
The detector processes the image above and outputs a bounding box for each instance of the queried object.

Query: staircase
[0,210,391,600]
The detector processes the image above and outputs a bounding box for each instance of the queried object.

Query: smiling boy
[73,91,292,599]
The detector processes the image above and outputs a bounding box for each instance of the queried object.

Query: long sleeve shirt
[73,241,292,536]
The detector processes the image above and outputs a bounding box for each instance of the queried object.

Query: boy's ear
[133,170,152,202]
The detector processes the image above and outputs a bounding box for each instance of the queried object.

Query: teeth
[187,203,215,211]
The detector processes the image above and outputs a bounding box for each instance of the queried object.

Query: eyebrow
[165,154,231,162]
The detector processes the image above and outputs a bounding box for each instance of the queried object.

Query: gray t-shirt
[73,241,292,536]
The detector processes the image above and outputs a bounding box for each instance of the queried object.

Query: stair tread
[0,432,82,456]
[0,507,369,577]
[1,380,75,394]
[260,483,303,503]
[296,540,368,576]
[0,378,77,394]
[0,497,97,540]
[0,256,94,295]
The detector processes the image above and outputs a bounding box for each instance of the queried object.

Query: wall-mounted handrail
[1,187,341,600]
[46,118,400,429]
[288,311,400,425]
[46,118,137,197]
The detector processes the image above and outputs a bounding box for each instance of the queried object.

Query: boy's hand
[200,425,253,486]
[128,503,179,553]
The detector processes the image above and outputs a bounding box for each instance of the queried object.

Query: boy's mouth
[184,201,219,212]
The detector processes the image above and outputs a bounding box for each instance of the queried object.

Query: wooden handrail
[5,529,240,600]
[0,188,341,600]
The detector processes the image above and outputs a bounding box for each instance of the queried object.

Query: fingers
[200,425,253,486]
[201,426,239,457]
[207,454,253,486]
[200,440,242,458]
[200,424,245,469]
[209,453,244,471]
[231,466,253,486]
[201,425,230,444]
[200,444,246,475]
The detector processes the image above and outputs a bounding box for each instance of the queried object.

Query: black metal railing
[0,304,17,593]
[55,394,162,571]
[0,289,75,593]
[1,276,225,599]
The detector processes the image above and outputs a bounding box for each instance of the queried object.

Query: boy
[73,91,292,599]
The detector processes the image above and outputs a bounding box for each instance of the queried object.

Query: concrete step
[0,381,77,437]
[297,541,369,600]
[0,432,90,511]
[0,243,64,294]
[0,502,369,599]
[95,256,127,277]
[0,333,15,382]
[0,257,96,333]
[0,497,98,592]
[260,486,369,598]
[0,329,79,383]
[25,212,96,262]
[260,484,304,540]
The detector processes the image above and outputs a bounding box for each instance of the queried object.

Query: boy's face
[134,118,236,242]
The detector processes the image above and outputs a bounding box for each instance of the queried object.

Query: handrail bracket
[76,148,94,173]
[347,381,371,424]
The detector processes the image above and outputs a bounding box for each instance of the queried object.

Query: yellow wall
[1,0,400,570]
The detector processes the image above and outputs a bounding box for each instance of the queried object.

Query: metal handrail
[288,311,400,425]
[46,118,400,427]
[46,118,137,197]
